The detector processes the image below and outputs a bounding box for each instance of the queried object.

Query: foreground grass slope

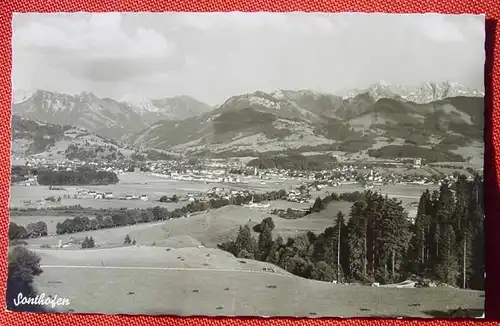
[35,261,483,317]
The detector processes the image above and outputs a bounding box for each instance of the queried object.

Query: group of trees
[123,234,136,245]
[406,175,484,289]
[218,174,484,289]
[37,170,119,186]
[9,221,48,240]
[271,208,307,219]
[8,188,292,240]
[6,246,50,312]
[247,154,337,171]
[306,191,367,216]
[367,145,464,163]
[11,165,35,184]
[51,198,226,235]
[65,144,124,162]
[81,236,95,248]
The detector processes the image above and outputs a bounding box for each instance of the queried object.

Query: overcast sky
[12,12,485,106]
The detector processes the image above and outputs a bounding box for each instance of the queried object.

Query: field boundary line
[40,264,298,278]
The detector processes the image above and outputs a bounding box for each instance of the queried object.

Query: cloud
[416,15,466,42]
[12,13,485,105]
[178,12,338,34]
[14,13,173,60]
[13,13,177,88]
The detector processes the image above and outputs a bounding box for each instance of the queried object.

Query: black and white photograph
[8,12,485,318]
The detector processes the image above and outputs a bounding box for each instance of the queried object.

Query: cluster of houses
[286,189,310,203]
[15,155,476,202]
[271,207,308,219]
[73,189,149,201]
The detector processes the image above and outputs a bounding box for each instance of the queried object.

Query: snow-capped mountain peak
[12,89,37,104]
[119,94,160,114]
[338,81,484,103]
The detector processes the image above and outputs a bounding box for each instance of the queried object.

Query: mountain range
[11,82,484,165]
[12,90,213,139]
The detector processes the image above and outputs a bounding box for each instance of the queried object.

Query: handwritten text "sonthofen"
[13,293,71,309]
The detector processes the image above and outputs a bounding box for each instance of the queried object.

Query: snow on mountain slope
[119,95,160,114]
[339,81,484,104]
[12,89,37,104]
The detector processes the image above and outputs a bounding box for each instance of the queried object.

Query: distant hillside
[131,89,484,166]
[11,115,134,161]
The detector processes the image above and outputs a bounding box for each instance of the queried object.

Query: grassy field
[23,201,352,250]
[10,172,302,209]
[17,202,484,318]
[10,172,435,213]
[32,247,483,317]
[12,173,484,317]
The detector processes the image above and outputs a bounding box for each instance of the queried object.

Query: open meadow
[10,172,304,210]
[20,199,483,317]
[22,201,352,249]
[31,246,483,317]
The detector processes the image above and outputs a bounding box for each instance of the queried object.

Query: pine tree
[364,191,384,279]
[412,190,433,274]
[333,211,348,282]
[468,175,484,290]
[347,201,367,281]
[312,196,325,212]
[266,236,284,265]
[435,182,455,224]
[234,225,254,257]
[436,224,459,286]
[469,222,484,290]
[459,225,473,289]
[81,236,89,249]
[376,197,411,282]
[257,223,274,261]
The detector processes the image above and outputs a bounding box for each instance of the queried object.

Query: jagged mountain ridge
[12,90,148,140]
[12,90,213,139]
[132,90,484,166]
[337,81,484,103]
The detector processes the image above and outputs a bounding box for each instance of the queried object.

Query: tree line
[307,191,367,214]
[52,190,288,235]
[37,170,119,186]
[270,191,366,219]
[218,174,484,290]
[9,221,48,240]
[8,189,292,239]
[247,153,338,171]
